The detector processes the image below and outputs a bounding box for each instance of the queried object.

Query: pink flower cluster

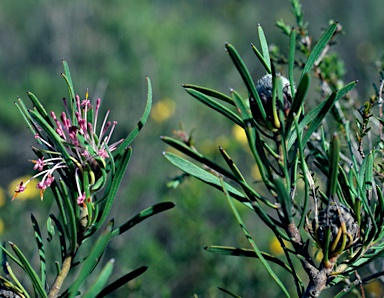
[13,93,122,204]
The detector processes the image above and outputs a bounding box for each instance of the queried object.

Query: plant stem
[286,222,332,297]
[48,254,73,298]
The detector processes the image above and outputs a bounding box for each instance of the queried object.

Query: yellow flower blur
[269,237,284,255]
[0,187,5,207]
[8,175,40,200]
[151,98,176,123]
[232,125,248,145]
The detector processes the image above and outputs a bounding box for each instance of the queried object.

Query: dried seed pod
[250,74,294,126]
[313,204,359,254]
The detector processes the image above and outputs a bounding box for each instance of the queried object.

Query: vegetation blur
[0,0,384,297]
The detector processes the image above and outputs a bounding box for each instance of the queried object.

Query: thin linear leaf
[46,217,55,242]
[49,214,67,263]
[184,87,244,127]
[287,80,357,149]
[82,259,115,298]
[112,202,175,237]
[302,22,337,76]
[31,214,46,287]
[15,98,40,138]
[49,179,69,238]
[293,115,310,228]
[273,176,293,223]
[218,147,277,209]
[9,242,47,298]
[58,179,78,253]
[218,287,241,298]
[90,148,132,236]
[225,43,267,123]
[27,92,52,126]
[219,147,246,182]
[95,266,148,298]
[68,221,114,298]
[113,77,152,158]
[62,59,75,101]
[364,151,373,196]
[327,133,340,198]
[0,245,23,269]
[163,152,249,205]
[205,245,296,276]
[220,179,290,297]
[251,44,272,74]
[302,91,337,146]
[285,73,309,137]
[258,24,271,72]
[161,136,240,182]
[230,89,253,121]
[2,263,31,298]
[182,84,235,105]
[288,28,296,97]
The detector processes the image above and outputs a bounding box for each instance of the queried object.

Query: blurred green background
[0,0,383,297]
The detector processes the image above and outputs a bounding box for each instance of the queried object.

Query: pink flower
[77,193,86,205]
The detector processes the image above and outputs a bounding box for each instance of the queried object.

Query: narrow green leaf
[184,87,244,127]
[327,133,340,198]
[82,259,115,298]
[288,28,296,97]
[205,245,296,275]
[27,92,52,125]
[113,77,152,158]
[58,179,78,253]
[245,125,274,189]
[90,148,132,235]
[220,179,290,297]
[163,152,248,204]
[15,98,40,138]
[161,136,240,182]
[230,89,253,121]
[112,202,175,237]
[251,44,272,74]
[47,217,55,242]
[302,91,337,145]
[287,81,356,150]
[182,84,235,105]
[95,266,148,298]
[9,242,47,298]
[219,147,246,182]
[62,59,75,102]
[293,114,310,228]
[273,176,293,223]
[218,147,276,209]
[0,244,23,268]
[68,221,114,298]
[302,22,337,76]
[225,43,267,123]
[258,24,271,72]
[364,152,373,196]
[2,263,31,298]
[49,180,69,240]
[218,287,242,298]
[49,214,67,263]
[285,73,309,137]
[31,214,46,287]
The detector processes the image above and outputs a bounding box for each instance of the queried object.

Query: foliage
[163,1,384,297]
[0,61,174,297]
